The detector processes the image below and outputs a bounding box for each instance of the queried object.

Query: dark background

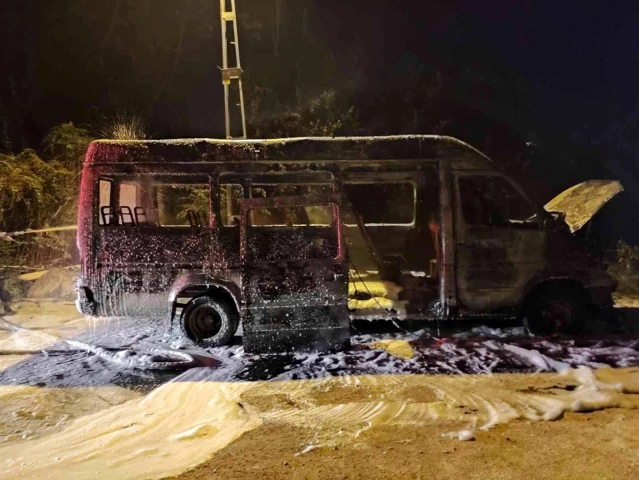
[1,0,638,240]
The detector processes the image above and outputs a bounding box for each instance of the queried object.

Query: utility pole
[219,0,247,139]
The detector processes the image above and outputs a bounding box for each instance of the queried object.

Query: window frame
[95,174,213,229]
[247,203,335,228]
[218,183,244,227]
[97,178,114,226]
[342,180,418,227]
[454,171,544,230]
[217,171,336,228]
[243,198,342,262]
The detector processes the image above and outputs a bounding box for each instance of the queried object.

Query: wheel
[180,296,239,347]
[523,289,589,335]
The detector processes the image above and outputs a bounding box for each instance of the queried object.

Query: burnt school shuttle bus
[77,136,619,353]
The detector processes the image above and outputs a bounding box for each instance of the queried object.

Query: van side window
[156,184,210,227]
[98,179,113,225]
[249,184,334,226]
[343,183,415,226]
[458,176,537,227]
[119,183,139,225]
[220,184,243,226]
[246,204,338,262]
[248,204,333,227]
[99,178,211,228]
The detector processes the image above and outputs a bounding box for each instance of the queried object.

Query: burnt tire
[180,296,239,347]
[523,289,590,336]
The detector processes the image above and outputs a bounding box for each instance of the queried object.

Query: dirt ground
[168,367,639,480]
[172,386,639,480]
[174,408,639,480]
[174,410,639,480]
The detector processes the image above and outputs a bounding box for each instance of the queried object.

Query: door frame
[238,192,348,353]
[451,169,546,312]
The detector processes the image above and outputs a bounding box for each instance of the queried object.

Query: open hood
[544,180,624,233]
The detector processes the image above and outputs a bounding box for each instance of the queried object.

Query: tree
[0,149,74,232]
[41,122,93,170]
[251,90,361,138]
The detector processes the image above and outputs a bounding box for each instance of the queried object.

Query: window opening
[246,204,338,262]
[98,177,210,228]
[98,179,113,225]
[249,184,333,226]
[343,182,416,226]
[155,183,209,227]
[458,176,537,227]
[220,184,243,227]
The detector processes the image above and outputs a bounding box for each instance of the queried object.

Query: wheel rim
[187,305,223,341]
[540,300,573,333]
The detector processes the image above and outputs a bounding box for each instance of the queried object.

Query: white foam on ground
[442,429,475,441]
[0,379,261,480]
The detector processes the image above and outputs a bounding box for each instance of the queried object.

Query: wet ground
[1,300,639,479]
[1,300,639,390]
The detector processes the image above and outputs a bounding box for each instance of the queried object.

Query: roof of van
[85,135,492,167]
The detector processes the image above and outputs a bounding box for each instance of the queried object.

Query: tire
[523,289,589,336]
[180,296,239,347]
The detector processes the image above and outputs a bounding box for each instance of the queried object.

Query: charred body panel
[452,170,618,319]
[453,170,548,312]
[84,135,492,166]
[240,194,349,353]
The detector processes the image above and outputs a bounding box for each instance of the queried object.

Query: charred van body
[76,136,619,353]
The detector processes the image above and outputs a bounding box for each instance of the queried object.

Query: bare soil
[173,407,639,480]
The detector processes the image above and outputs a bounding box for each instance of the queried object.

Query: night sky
[1,1,638,196]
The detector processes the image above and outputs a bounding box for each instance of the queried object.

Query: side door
[454,172,547,311]
[240,194,349,353]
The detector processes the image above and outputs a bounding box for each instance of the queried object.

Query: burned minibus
[76,136,619,352]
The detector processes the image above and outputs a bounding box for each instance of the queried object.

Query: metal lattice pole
[220,0,247,139]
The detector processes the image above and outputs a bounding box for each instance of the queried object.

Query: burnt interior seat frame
[134,206,148,225]
[186,210,208,228]
[100,206,117,226]
[118,206,136,226]
[133,206,161,226]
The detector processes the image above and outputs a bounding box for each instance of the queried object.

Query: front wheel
[523,290,589,335]
[180,296,239,347]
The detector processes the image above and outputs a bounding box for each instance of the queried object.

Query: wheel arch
[168,273,241,325]
[518,276,591,319]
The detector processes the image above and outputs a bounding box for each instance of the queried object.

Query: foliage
[41,122,93,170]
[174,186,210,223]
[0,122,89,268]
[99,112,147,140]
[0,149,74,232]
[607,240,639,295]
[616,240,639,273]
[251,90,361,138]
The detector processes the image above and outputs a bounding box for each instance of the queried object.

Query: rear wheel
[180,296,239,347]
[523,289,589,335]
